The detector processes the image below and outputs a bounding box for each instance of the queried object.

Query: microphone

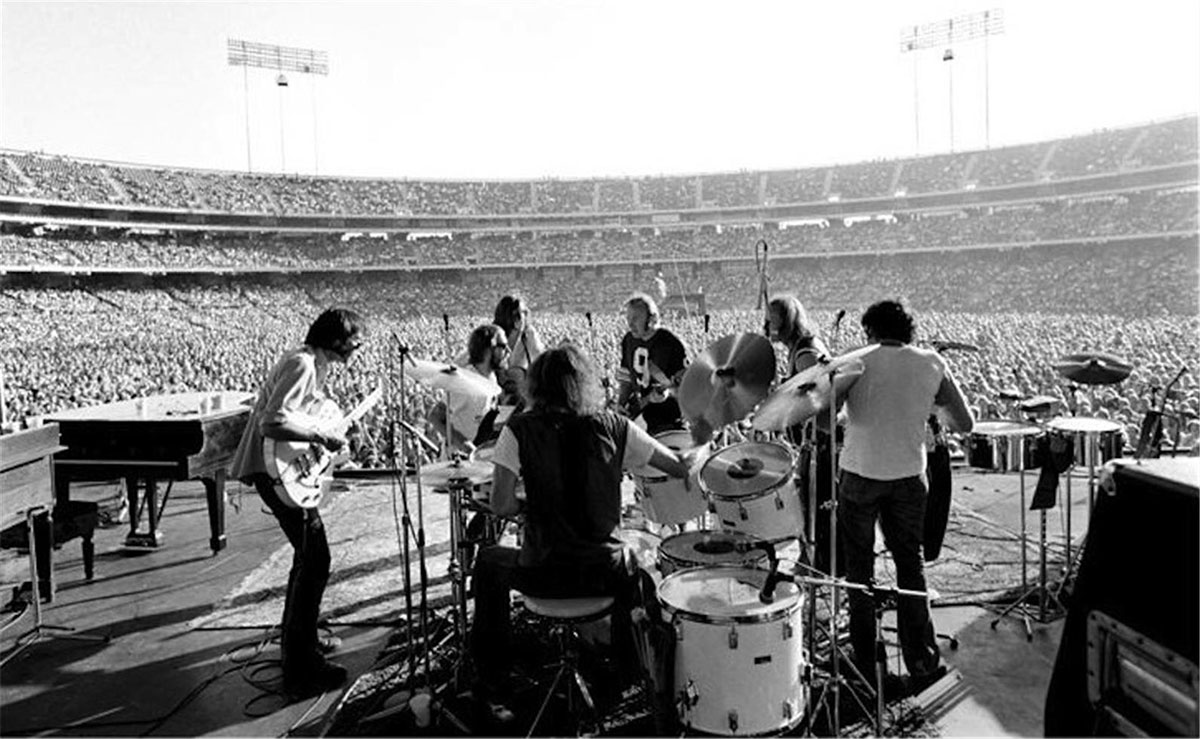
[442,313,450,332]
[704,313,710,333]
[834,309,846,327]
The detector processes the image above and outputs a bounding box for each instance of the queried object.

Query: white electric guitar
[264,386,383,509]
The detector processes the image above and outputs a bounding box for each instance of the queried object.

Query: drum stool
[520,594,615,737]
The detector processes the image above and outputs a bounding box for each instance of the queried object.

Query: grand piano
[47,392,252,553]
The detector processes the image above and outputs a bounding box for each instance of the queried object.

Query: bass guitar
[264,386,383,509]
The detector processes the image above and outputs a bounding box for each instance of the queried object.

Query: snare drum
[658,530,767,577]
[633,429,708,525]
[700,441,803,542]
[967,420,1044,472]
[1047,417,1125,467]
[659,566,807,736]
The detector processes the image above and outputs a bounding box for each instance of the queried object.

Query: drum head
[658,566,798,620]
[1048,416,1123,434]
[700,442,792,499]
[974,419,1043,436]
[660,531,766,567]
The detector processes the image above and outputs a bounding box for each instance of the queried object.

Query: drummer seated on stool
[470,344,693,714]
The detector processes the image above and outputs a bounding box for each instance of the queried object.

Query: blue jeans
[253,474,331,672]
[838,470,940,679]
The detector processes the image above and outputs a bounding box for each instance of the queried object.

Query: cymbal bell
[678,333,775,440]
[751,344,876,432]
[1052,352,1133,385]
[405,358,502,397]
[421,459,494,489]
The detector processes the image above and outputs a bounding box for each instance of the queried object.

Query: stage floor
[0,464,1084,736]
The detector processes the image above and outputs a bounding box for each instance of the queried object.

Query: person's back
[840,343,947,481]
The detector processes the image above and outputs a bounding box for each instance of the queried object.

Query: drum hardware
[1047,416,1125,582]
[750,344,876,433]
[967,420,1059,638]
[796,574,933,738]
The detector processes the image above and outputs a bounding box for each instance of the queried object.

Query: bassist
[229,307,368,700]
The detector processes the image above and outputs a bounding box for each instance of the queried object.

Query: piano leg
[124,477,163,548]
[203,471,227,554]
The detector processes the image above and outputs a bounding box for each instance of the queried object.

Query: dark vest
[508,410,629,569]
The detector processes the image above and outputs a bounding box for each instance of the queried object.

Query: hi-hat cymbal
[678,333,775,439]
[751,344,877,432]
[421,459,494,489]
[1052,352,1133,385]
[405,358,501,397]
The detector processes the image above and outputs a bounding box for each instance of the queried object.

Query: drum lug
[774,492,785,511]
[674,619,685,642]
[783,700,793,720]
[737,502,748,521]
[783,620,793,640]
[728,626,738,649]
[677,679,699,711]
[728,710,739,733]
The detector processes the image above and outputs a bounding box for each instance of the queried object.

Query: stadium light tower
[900,8,1004,153]
[227,39,329,173]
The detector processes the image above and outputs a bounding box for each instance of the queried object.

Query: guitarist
[229,307,368,700]
[615,292,690,435]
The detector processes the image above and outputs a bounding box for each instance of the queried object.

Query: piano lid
[46,392,254,423]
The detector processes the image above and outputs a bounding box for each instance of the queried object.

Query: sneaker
[283,660,348,700]
[908,664,949,695]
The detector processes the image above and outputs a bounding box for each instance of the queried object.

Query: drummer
[434,324,509,454]
[615,292,690,435]
[767,294,838,573]
[470,343,694,716]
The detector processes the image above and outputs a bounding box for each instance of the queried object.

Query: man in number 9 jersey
[616,293,689,435]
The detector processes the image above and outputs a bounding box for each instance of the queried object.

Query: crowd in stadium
[2,188,1195,269]
[1,117,1194,215]
[5,238,1198,464]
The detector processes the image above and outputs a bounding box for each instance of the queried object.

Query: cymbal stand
[802,366,876,738]
[989,440,1065,637]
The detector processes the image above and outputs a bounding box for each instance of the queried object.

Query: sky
[1,0,1197,180]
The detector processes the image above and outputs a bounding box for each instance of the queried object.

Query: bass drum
[657,530,767,577]
[659,566,807,736]
[700,441,803,543]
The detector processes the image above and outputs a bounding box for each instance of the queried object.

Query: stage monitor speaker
[1045,458,1199,736]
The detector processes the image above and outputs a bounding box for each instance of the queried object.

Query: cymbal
[678,333,775,437]
[751,344,876,431]
[421,459,494,489]
[1018,395,1062,413]
[405,358,501,397]
[1052,352,1133,385]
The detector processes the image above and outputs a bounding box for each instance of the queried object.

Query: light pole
[227,40,329,174]
[900,9,1004,153]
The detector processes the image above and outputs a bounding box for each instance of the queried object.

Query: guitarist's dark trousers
[251,473,332,672]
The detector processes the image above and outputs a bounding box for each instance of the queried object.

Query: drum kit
[388,331,1139,736]
[970,351,1132,639]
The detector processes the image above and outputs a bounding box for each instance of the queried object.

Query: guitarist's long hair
[305,307,367,350]
[524,344,605,417]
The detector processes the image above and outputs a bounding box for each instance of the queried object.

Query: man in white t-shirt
[837,300,974,699]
